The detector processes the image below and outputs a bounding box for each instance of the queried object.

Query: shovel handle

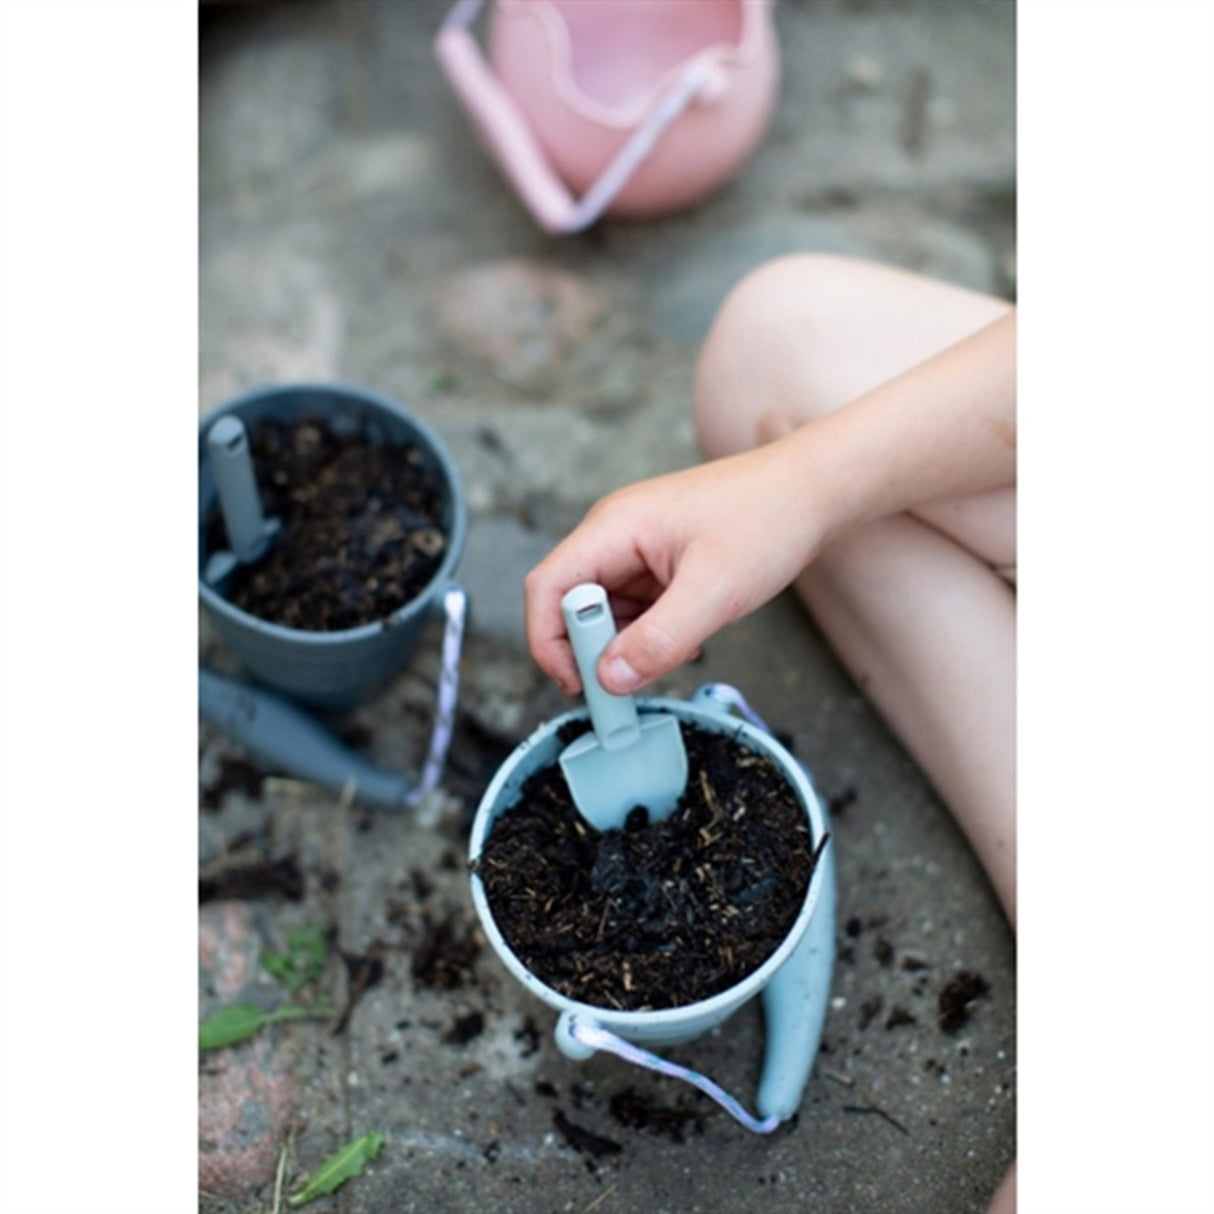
[561,584,640,750]
[199,668,411,810]
[207,416,274,563]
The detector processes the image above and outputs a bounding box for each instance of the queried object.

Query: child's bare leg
[694,253,1016,916]
[694,252,1016,1207]
[988,1162,1016,1214]
[768,445,1016,924]
[695,254,1017,909]
[694,254,1015,571]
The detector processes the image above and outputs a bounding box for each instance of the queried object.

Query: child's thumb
[597,567,732,694]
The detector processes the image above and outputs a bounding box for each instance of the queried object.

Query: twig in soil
[822,1069,855,1089]
[332,943,385,1036]
[596,899,613,942]
[264,777,322,804]
[842,1103,910,1136]
[580,1183,619,1214]
[271,1126,295,1214]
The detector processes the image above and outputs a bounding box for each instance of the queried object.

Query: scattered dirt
[858,995,884,1030]
[204,414,448,631]
[337,721,376,752]
[199,852,304,903]
[552,1110,622,1160]
[200,755,265,810]
[443,1011,485,1045]
[608,1087,705,1143]
[828,786,857,817]
[410,910,483,991]
[938,970,991,1034]
[475,721,825,1011]
[513,1017,542,1058]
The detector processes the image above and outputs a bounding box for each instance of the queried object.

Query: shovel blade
[559,714,688,831]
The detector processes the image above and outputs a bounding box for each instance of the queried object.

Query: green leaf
[427,368,462,395]
[198,1002,315,1051]
[288,1131,385,1206]
[262,923,328,994]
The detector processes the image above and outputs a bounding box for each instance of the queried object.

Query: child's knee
[692,254,851,460]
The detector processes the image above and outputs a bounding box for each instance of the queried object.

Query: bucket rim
[197,381,467,645]
[469,696,830,1029]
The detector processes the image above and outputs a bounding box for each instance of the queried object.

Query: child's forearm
[779,311,1016,546]
[524,311,1015,694]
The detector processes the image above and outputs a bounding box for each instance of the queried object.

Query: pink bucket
[435,0,780,232]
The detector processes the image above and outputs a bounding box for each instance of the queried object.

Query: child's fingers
[523,528,660,693]
[597,550,739,692]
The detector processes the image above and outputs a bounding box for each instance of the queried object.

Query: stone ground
[198,2,1016,1211]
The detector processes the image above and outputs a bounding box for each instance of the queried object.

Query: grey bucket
[198,383,467,712]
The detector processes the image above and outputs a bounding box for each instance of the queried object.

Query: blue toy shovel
[202,416,280,586]
[558,583,688,831]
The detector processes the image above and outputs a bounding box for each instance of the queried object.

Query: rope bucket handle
[549,681,805,1135]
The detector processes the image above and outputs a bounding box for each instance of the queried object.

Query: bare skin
[524,254,1016,1213]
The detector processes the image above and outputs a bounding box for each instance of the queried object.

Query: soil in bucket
[475,720,825,1012]
[203,415,448,631]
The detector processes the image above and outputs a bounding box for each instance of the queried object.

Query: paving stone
[907,220,1001,296]
[459,516,558,649]
[199,1038,297,1201]
[645,213,871,346]
[198,904,298,1202]
[434,259,609,394]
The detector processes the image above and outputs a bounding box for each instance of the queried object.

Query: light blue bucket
[470,685,836,1127]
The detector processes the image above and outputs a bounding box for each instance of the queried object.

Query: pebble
[435,259,607,393]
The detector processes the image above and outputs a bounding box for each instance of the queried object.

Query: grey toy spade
[203,415,280,584]
[559,583,688,830]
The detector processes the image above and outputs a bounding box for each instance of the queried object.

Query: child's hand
[524,440,824,696]
[526,312,1015,698]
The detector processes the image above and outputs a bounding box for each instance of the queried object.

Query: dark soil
[200,755,265,809]
[443,1011,486,1046]
[204,414,448,630]
[475,721,825,1011]
[198,852,304,903]
[552,1110,621,1159]
[938,970,991,1034]
[409,910,483,991]
[609,1087,705,1142]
